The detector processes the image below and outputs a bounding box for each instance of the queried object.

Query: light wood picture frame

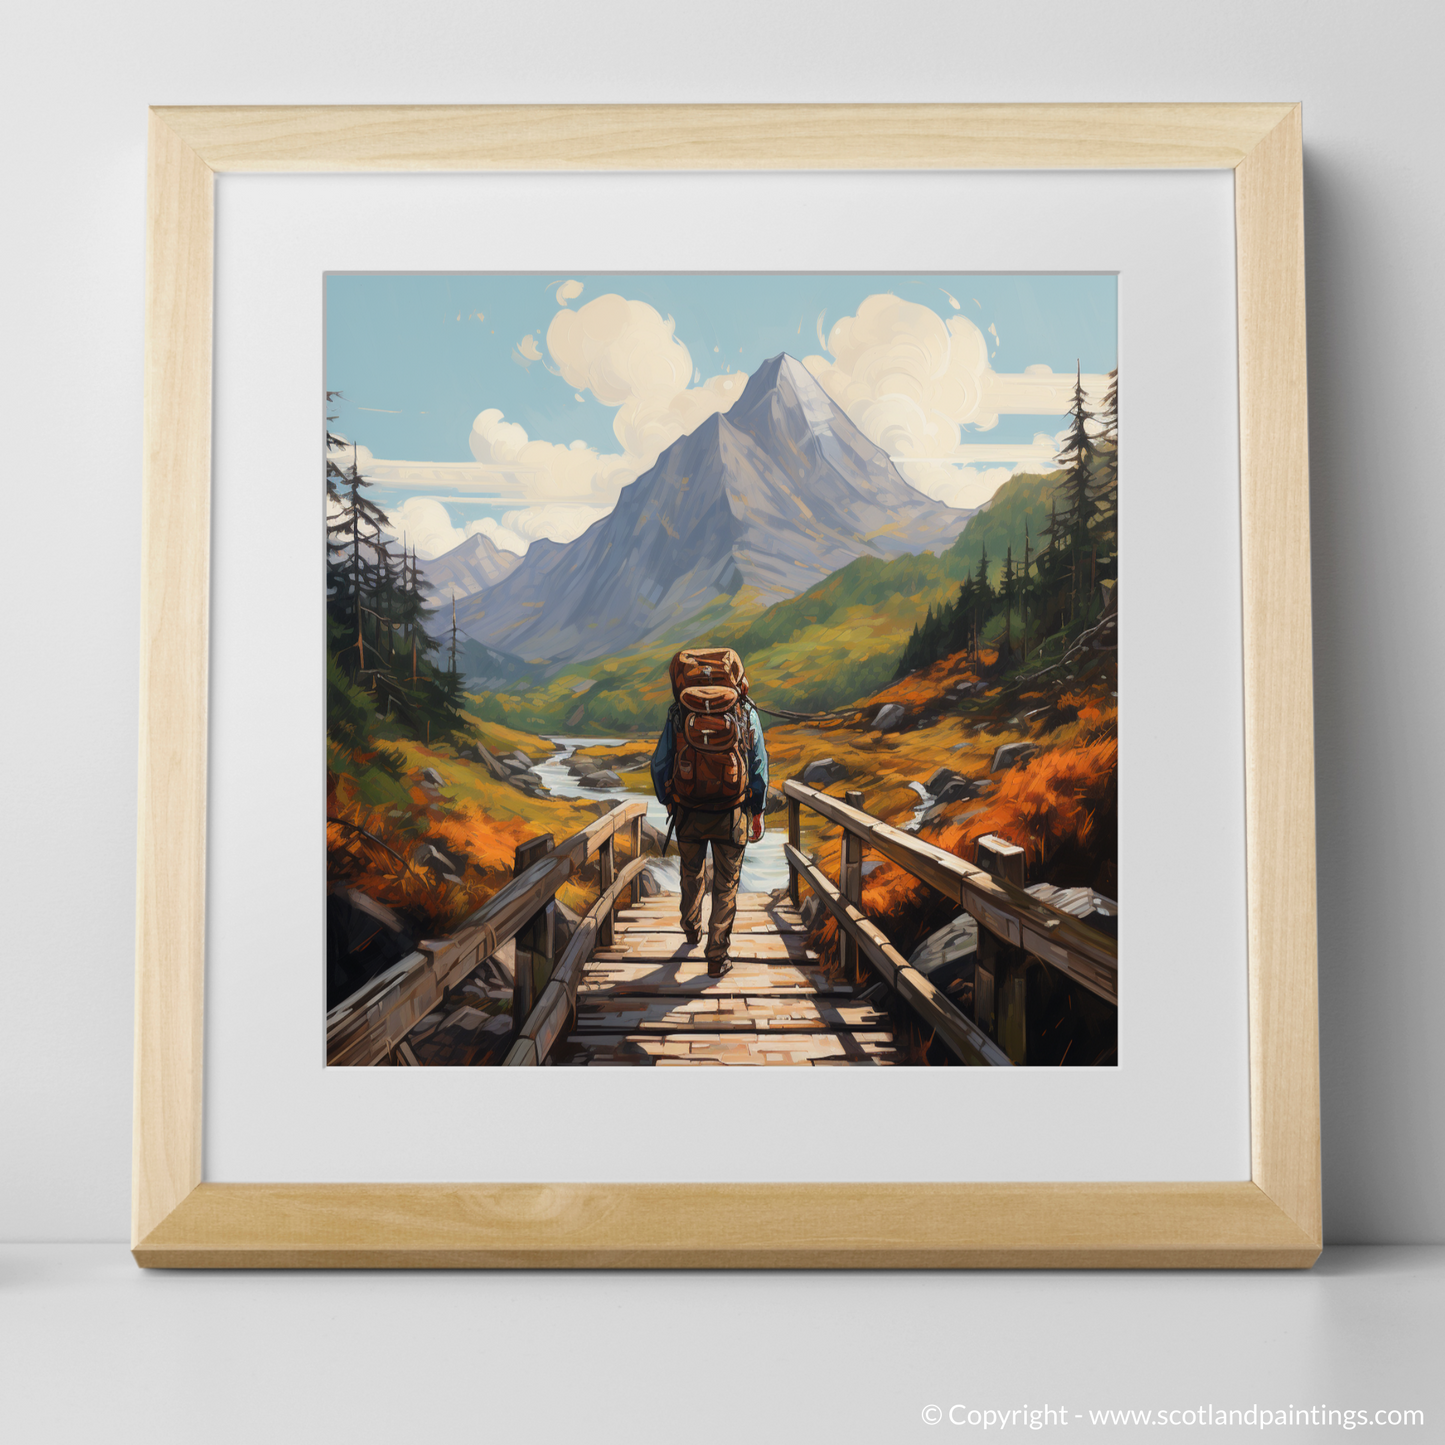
[135,103,1318,1268]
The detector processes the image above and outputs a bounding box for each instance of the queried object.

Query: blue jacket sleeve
[650,709,675,805]
[746,703,769,815]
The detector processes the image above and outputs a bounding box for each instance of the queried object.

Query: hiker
[650,648,769,978]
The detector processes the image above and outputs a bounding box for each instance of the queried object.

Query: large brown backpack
[667,648,754,812]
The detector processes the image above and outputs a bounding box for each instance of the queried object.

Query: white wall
[2,0,1440,1243]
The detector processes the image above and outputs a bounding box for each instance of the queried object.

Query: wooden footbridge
[325,777,1118,1069]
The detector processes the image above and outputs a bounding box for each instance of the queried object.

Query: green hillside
[476,468,1064,735]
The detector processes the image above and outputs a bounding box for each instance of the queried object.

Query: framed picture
[136,104,1319,1267]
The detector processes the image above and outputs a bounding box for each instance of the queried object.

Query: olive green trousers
[675,807,747,964]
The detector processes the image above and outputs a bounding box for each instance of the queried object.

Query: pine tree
[952,575,978,656]
[326,439,391,679]
[1021,521,1032,663]
[1054,362,1102,622]
[323,402,471,749]
[1091,366,1119,584]
[972,543,992,659]
[1000,545,1015,664]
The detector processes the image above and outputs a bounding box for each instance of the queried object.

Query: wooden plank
[501,1037,538,1068]
[965,891,1023,949]
[784,779,977,900]
[511,836,555,1030]
[593,935,812,962]
[510,855,650,1062]
[575,996,888,1034]
[597,836,615,949]
[975,929,997,1038]
[580,960,850,996]
[787,794,801,906]
[998,949,1028,1065]
[839,790,864,975]
[784,844,1011,1067]
[977,833,1026,888]
[1021,924,1117,1005]
[575,1031,903,1066]
[615,920,808,936]
[628,816,643,906]
[523,981,570,1061]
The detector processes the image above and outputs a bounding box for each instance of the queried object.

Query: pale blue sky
[323,272,1116,557]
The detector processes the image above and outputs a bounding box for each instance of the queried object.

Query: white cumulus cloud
[469,516,528,556]
[468,407,636,509]
[381,498,475,559]
[545,294,747,468]
[500,503,611,547]
[381,499,570,561]
[803,294,1107,507]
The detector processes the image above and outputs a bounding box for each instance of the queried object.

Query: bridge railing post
[976,834,1028,1061]
[787,795,801,907]
[628,814,642,906]
[974,927,997,1039]
[998,956,1028,1064]
[839,790,864,976]
[976,833,1026,889]
[511,833,555,1035]
[598,835,615,949]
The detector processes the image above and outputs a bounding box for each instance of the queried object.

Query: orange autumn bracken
[811,727,1118,982]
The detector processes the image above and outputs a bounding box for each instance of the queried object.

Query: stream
[533,736,792,895]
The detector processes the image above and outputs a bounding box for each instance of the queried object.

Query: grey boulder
[934,779,976,805]
[460,743,512,782]
[925,767,965,796]
[415,843,463,881]
[800,757,846,787]
[581,769,623,790]
[907,913,979,995]
[871,703,905,732]
[990,741,1040,773]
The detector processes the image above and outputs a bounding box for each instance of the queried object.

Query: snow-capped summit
[452,353,973,666]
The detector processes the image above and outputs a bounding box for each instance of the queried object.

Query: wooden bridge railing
[503,852,650,1066]
[782,777,1118,1066]
[326,801,647,1066]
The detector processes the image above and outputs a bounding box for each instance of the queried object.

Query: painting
[324,273,1118,1069]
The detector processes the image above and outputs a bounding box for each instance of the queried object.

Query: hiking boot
[683,925,700,946]
[707,958,733,979]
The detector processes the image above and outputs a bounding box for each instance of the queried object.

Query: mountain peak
[417,527,523,602]
[733,351,827,412]
[453,350,972,666]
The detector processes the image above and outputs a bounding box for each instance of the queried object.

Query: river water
[533,736,791,894]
